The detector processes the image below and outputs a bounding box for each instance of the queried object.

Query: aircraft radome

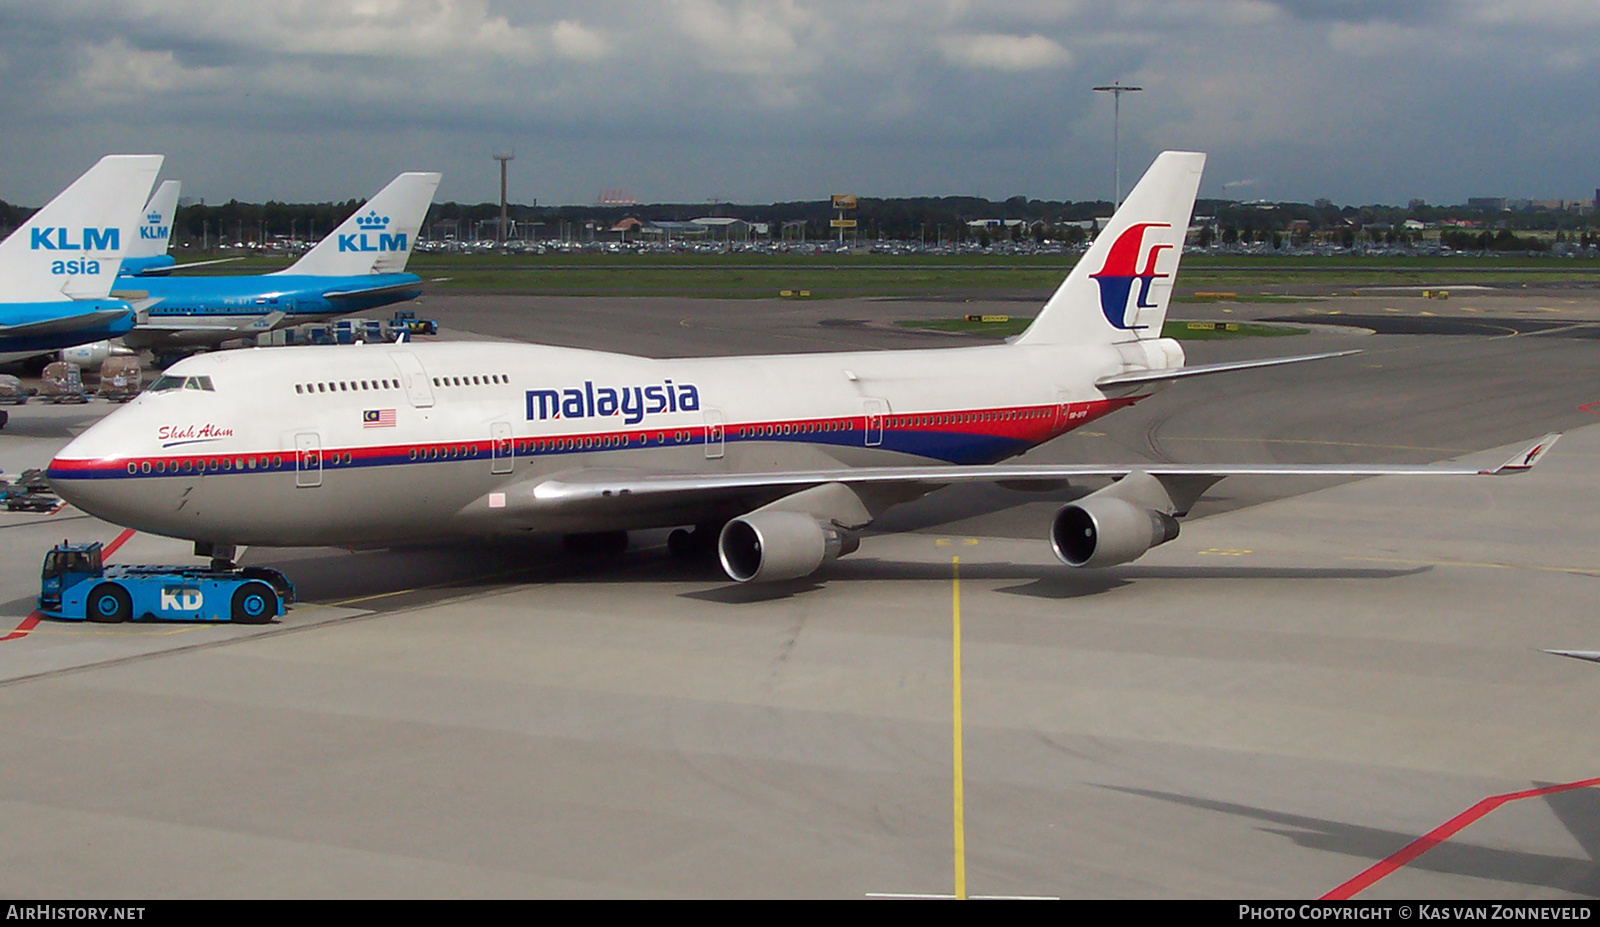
[46,152,1558,585]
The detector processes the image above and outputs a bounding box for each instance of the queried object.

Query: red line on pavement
[2,528,138,641]
[101,527,136,559]
[1323,777,1600,899]
[1,612,41,642]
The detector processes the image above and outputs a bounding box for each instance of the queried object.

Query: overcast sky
[1,1,1595,209]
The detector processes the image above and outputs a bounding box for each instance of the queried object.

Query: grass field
[168,249,1600,298]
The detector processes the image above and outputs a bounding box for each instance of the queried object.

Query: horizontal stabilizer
[1096,350,1360,388]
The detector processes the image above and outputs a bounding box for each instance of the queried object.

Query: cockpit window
[148,375,215,393]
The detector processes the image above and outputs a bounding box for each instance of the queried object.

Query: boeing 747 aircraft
[47,153,1556,584]
[116,172,441,352]
[0,154,162,365]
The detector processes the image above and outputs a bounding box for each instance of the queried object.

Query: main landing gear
[562,531,629,558]
[666,523,722,560]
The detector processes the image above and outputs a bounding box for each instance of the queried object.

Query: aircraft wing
[464,434,1559,523]
[132,310,286,333]
[166,257,244,272]
[0,308,134,339]
[322,280,426,302]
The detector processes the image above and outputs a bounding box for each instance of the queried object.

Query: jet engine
[1050,496,1180,568]
[718,511,860,583]
[59,340,134,371]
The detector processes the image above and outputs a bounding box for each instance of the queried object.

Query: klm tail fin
[125,180,181,261]
[1015,151,1204,347]
[0,155,163,303]
[278,172,441,277]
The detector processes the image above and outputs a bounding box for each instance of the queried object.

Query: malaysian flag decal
[363,409,396,428]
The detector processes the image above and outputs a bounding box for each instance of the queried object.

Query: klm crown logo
[140,212,170,241]
[339,210,406,253]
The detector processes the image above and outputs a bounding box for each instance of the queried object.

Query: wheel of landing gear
[668,524,721,559]
[563,531,629,557]
[86,583,132,623]
[230,581,276,624]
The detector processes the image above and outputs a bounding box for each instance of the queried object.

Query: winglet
[1483,433,1560,474]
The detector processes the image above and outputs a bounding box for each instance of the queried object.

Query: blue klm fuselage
[131,272,424,324]
[0,300,135,355]
[117,255,177,277]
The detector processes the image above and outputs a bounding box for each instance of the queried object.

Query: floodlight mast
[1092,82,1143,208]
[493,151,515,245]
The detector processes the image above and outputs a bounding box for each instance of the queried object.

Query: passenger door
[703,409,725,459]
[295,433,322,488]
[491,421,513,474]
[862,398,887,447]
[389,351,435,408]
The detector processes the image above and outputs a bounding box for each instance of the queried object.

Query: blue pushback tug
[39,541,294,624]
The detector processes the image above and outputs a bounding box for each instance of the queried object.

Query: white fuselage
[48,338,1152,547]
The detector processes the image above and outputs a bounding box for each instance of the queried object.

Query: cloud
[670,0,821,76]
[0,1,1597,207]
[938,33,1072,71]
[551,20,609,61]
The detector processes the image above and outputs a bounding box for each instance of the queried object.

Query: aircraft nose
[46,448,107,515]
[46,427,141,524]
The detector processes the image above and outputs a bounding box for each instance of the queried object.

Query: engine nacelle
[1050,496,1180,568]
[718,511,860,583]
[59,340,133,371]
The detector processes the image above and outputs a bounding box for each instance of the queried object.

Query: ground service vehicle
[38,541,293,623]
[1,469,59,512]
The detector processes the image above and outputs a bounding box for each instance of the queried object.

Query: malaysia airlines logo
[338,211,407,253]
[526,379,701,426]
[1089,222,1173,330]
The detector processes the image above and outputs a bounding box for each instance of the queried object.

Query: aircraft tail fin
[1015,151,1204,347]
[279,172,441,277]
[0,155,163,303]
[125,180,181,261]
